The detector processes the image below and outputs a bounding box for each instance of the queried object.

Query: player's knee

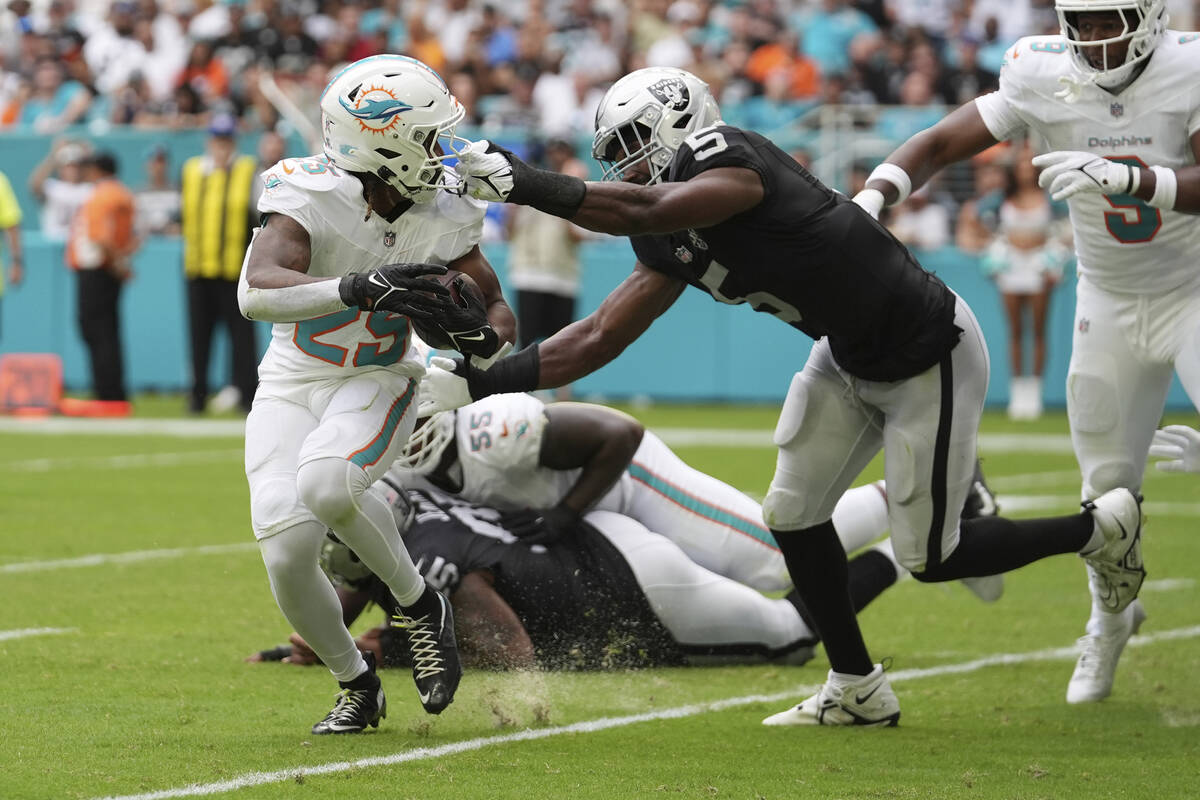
[762,485,819,531]
[250,477,304,537]
[297,457,367,527]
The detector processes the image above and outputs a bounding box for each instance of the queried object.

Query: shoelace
[393,611,445,680]
[324,687,372,724]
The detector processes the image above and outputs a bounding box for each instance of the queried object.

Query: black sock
[774,521,873,676]
[786,548,898,637]
[847,549,900,613]
[915,512,1094,582]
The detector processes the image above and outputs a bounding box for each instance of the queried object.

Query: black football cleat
[311,650,386,734]
[392,582,462,714]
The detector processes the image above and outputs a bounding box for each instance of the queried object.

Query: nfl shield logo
[1110,103,1124,118]
[383,231,396,248]
[674,246,693,263]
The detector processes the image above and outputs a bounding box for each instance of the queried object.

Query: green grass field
[2,402,1198,800]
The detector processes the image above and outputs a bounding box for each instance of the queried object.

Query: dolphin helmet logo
[339,85,413,134]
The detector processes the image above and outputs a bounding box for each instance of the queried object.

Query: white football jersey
[251,155,486,382]
[975,32,1200,295]
[445,392,633,512]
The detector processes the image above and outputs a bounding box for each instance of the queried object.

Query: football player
[236,54,516,733]
[853,0,1199,704]
[254,486,860,671]
[422,66,1145,727]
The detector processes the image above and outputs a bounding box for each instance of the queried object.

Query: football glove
[1149,425,1200,474]
[422,277,502,358]
[498,504,581,547]
[339,263,449,320]
[1032,151,1135,202]
[457,140,517,203]
[417,356,476,416]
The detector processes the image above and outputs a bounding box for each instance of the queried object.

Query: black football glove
[424,275,501,358]
[498,504,581,547]
[339,262,449,320]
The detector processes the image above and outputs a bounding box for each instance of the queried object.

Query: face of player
[1073,10,1132,70]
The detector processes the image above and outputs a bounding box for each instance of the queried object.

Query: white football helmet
[1056,0,1167,90]
[320,54,469,203]
[392,410,456,477]
[591,67,722,185]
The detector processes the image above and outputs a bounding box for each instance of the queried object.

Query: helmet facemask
[594,114,677,185]
[392,410,456,478]
[1056,1,1166,90]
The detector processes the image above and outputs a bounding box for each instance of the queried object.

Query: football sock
[773,521,873,676]
[831,481,891,553]
[258,520,369,682]
[914,513,1094,581]
[297,457,425,606]
[846,547,901,613]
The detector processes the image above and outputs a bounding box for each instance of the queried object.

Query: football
[411,269,485,350]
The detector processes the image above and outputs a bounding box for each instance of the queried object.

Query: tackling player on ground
[237,55,515,733]
[855,0,1199,704]
[422,66,1147,726]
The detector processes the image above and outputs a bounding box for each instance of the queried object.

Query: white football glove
[1149,425,1200,474]
[457,140,516,202]
[417,356,474,416]
[1031,151,1135,202]
[851,188,885,220]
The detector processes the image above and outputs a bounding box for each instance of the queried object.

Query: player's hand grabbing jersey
[253,156,487,382]
[630,126,960,382]
[975,33,1200,295]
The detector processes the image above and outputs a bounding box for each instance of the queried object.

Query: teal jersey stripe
[627,462,779,550]
[348,379,416,469]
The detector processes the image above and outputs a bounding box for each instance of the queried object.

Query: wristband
[1126,165,1140,195]
[867,163,913,205]
[468,343,541,398]
[507,158,587,219]
[852,188,886,219]
[1148,165,1177,210]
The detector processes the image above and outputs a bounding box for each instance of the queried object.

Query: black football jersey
[630,125,960,382]
[372,491,681,669]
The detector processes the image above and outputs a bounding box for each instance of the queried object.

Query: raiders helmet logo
[649,78,690,111]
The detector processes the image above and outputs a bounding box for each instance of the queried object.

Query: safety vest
[181,154,257,281]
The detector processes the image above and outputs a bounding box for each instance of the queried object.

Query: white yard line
[89,624,1200,800]
[0,449,244,472]
[0,543,258,574]
[0,417,1080,454]
[0,626,76,642]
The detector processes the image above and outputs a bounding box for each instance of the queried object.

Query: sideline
[90,624,1200,800]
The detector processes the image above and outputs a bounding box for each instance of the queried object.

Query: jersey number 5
[1103,156,1161,244]
[684,126,728,161]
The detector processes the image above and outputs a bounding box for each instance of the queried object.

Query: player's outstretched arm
[418,264,685,415]
[458,140,762,234]
[856,101,1000,218]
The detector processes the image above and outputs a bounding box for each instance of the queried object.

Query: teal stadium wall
[0,130,1192,408]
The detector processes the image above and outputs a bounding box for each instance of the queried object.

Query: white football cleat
[1066,599,1147,704]
[763,663,900,727]
[1080,488,1145,614]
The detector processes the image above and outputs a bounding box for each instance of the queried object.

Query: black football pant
[76,269,127,402]
[187,277,258,413]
